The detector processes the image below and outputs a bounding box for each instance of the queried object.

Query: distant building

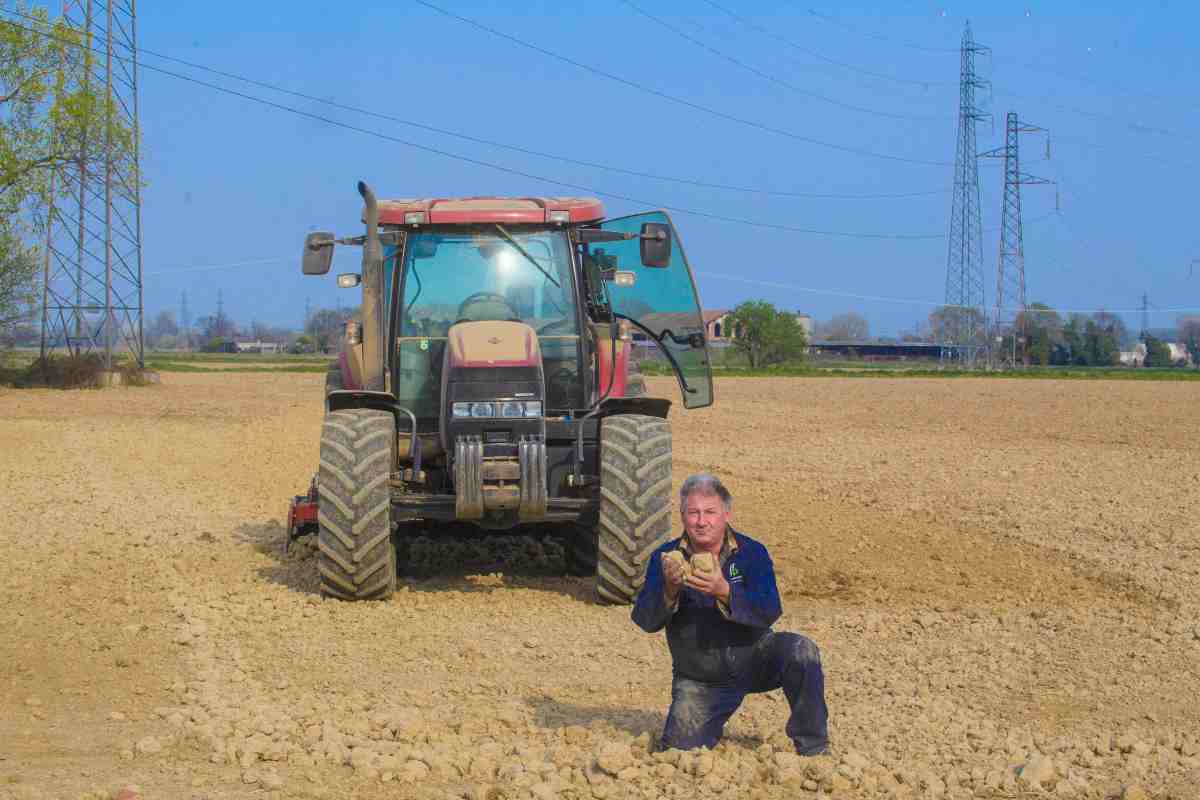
[1119,344,1144,367]
[1119,341,1192,366]
[702,310,812,342]
[233,338,281,354]
[704,310,732,340]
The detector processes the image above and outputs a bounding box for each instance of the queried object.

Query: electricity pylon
[941,23,990,367]
[39,0,144,369]
[981,111,1053,367]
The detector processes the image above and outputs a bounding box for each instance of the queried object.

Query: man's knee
[776,632,821,669]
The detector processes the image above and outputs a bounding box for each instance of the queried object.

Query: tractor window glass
[591,211,713,409]
[394,230,581,418]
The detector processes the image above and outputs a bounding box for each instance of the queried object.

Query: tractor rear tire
[595,414,673,604]
[317,408,397,601]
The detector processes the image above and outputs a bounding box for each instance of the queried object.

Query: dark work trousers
[660,631,829,755]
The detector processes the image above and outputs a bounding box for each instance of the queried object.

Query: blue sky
[124,1,1199,335]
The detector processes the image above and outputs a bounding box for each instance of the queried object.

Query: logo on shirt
[728,563,744,584]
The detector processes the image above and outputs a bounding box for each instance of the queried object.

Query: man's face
[681,491,731,553]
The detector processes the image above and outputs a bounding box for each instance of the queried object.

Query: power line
[804,8,960,54]
[410,0,951,167]
[0,13,959,241]
[0,7,949,201]
[698,271,1200,314]
[704,1,957,87]
[802,7,1199,113]
[145,257,287,276]
[618,0,950,122]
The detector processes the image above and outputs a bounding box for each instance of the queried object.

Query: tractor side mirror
[302,232,335,275]
[639,223,671,268]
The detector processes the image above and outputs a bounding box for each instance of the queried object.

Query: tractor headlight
[450,400,541,418]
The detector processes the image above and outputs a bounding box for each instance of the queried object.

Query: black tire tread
[317,408,396,601]
[595,414,672,604]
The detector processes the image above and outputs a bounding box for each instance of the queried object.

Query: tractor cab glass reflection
[392,230,581,419]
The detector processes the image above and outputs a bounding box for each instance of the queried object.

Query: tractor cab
[294,184,713,604]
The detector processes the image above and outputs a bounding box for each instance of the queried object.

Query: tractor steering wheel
[456,291,521,323]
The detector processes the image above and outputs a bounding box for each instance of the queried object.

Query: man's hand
[662,551,687,600]
[685,566,731,604]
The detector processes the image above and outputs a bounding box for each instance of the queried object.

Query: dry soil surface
[1,374,1198,800]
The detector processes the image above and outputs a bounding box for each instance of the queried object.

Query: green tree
[1018,303,1062,365]
[305,307,354,353]
[1143,335,1173,368]
[928,305,987,349]
[2,7,136,335]
[1179,317,1200,368]
[0,236,38,332]
[726,301,807,368]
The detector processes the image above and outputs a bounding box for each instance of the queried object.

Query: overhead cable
[699,271,1200,314]
[703,1,957,87]
[0,7,949,200]
[2,15,959,240]
[619,0,950,122]
[804,8,960,54]
[805,7,1197,113]
[410,0,951,167]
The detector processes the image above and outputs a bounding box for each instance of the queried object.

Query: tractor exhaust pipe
[358,181,384,391]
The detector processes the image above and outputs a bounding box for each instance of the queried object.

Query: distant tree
[1179,317,1200,368]
[928,305,986,347]
[1091,311,1129,347]
[1018,303,1062,365]
[726,300,807,368]
[0,235,38,335]
[305,307,354,353]
[817,311,869,342]
[196,311,236,344]
[146,310,178,349]
[1085,320,1121,366]
[202,336,228,354]
[291,334,317,354]
[1143,335,1173,368]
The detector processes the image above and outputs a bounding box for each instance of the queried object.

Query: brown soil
[1,374,1198,800]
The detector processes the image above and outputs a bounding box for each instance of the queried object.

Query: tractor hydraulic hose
[394,404,422,478]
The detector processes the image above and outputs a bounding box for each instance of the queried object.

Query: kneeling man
[632,474,829,755]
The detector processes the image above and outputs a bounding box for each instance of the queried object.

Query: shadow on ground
[528,696,664,739]
[236,520,601,603]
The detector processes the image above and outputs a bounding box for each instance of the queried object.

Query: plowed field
[1,374,1198,800]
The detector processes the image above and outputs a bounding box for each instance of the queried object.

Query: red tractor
[289,183,713,603]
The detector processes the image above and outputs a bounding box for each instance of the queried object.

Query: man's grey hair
[679,473,733,512]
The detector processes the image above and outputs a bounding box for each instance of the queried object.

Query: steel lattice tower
[39,0,144,368]
[941,23,990,366]
[981,112,1051,366]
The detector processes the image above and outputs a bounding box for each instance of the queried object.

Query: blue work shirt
[632,528,783,684]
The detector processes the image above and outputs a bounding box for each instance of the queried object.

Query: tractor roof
[372,197,605,226]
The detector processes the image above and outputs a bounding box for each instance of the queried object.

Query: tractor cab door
[590,211,713,409]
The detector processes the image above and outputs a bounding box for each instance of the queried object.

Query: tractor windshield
[392,229,581,419]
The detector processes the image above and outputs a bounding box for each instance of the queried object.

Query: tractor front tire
[324,362,343,400]
[595,414,673,604]
[317,408,396,601]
